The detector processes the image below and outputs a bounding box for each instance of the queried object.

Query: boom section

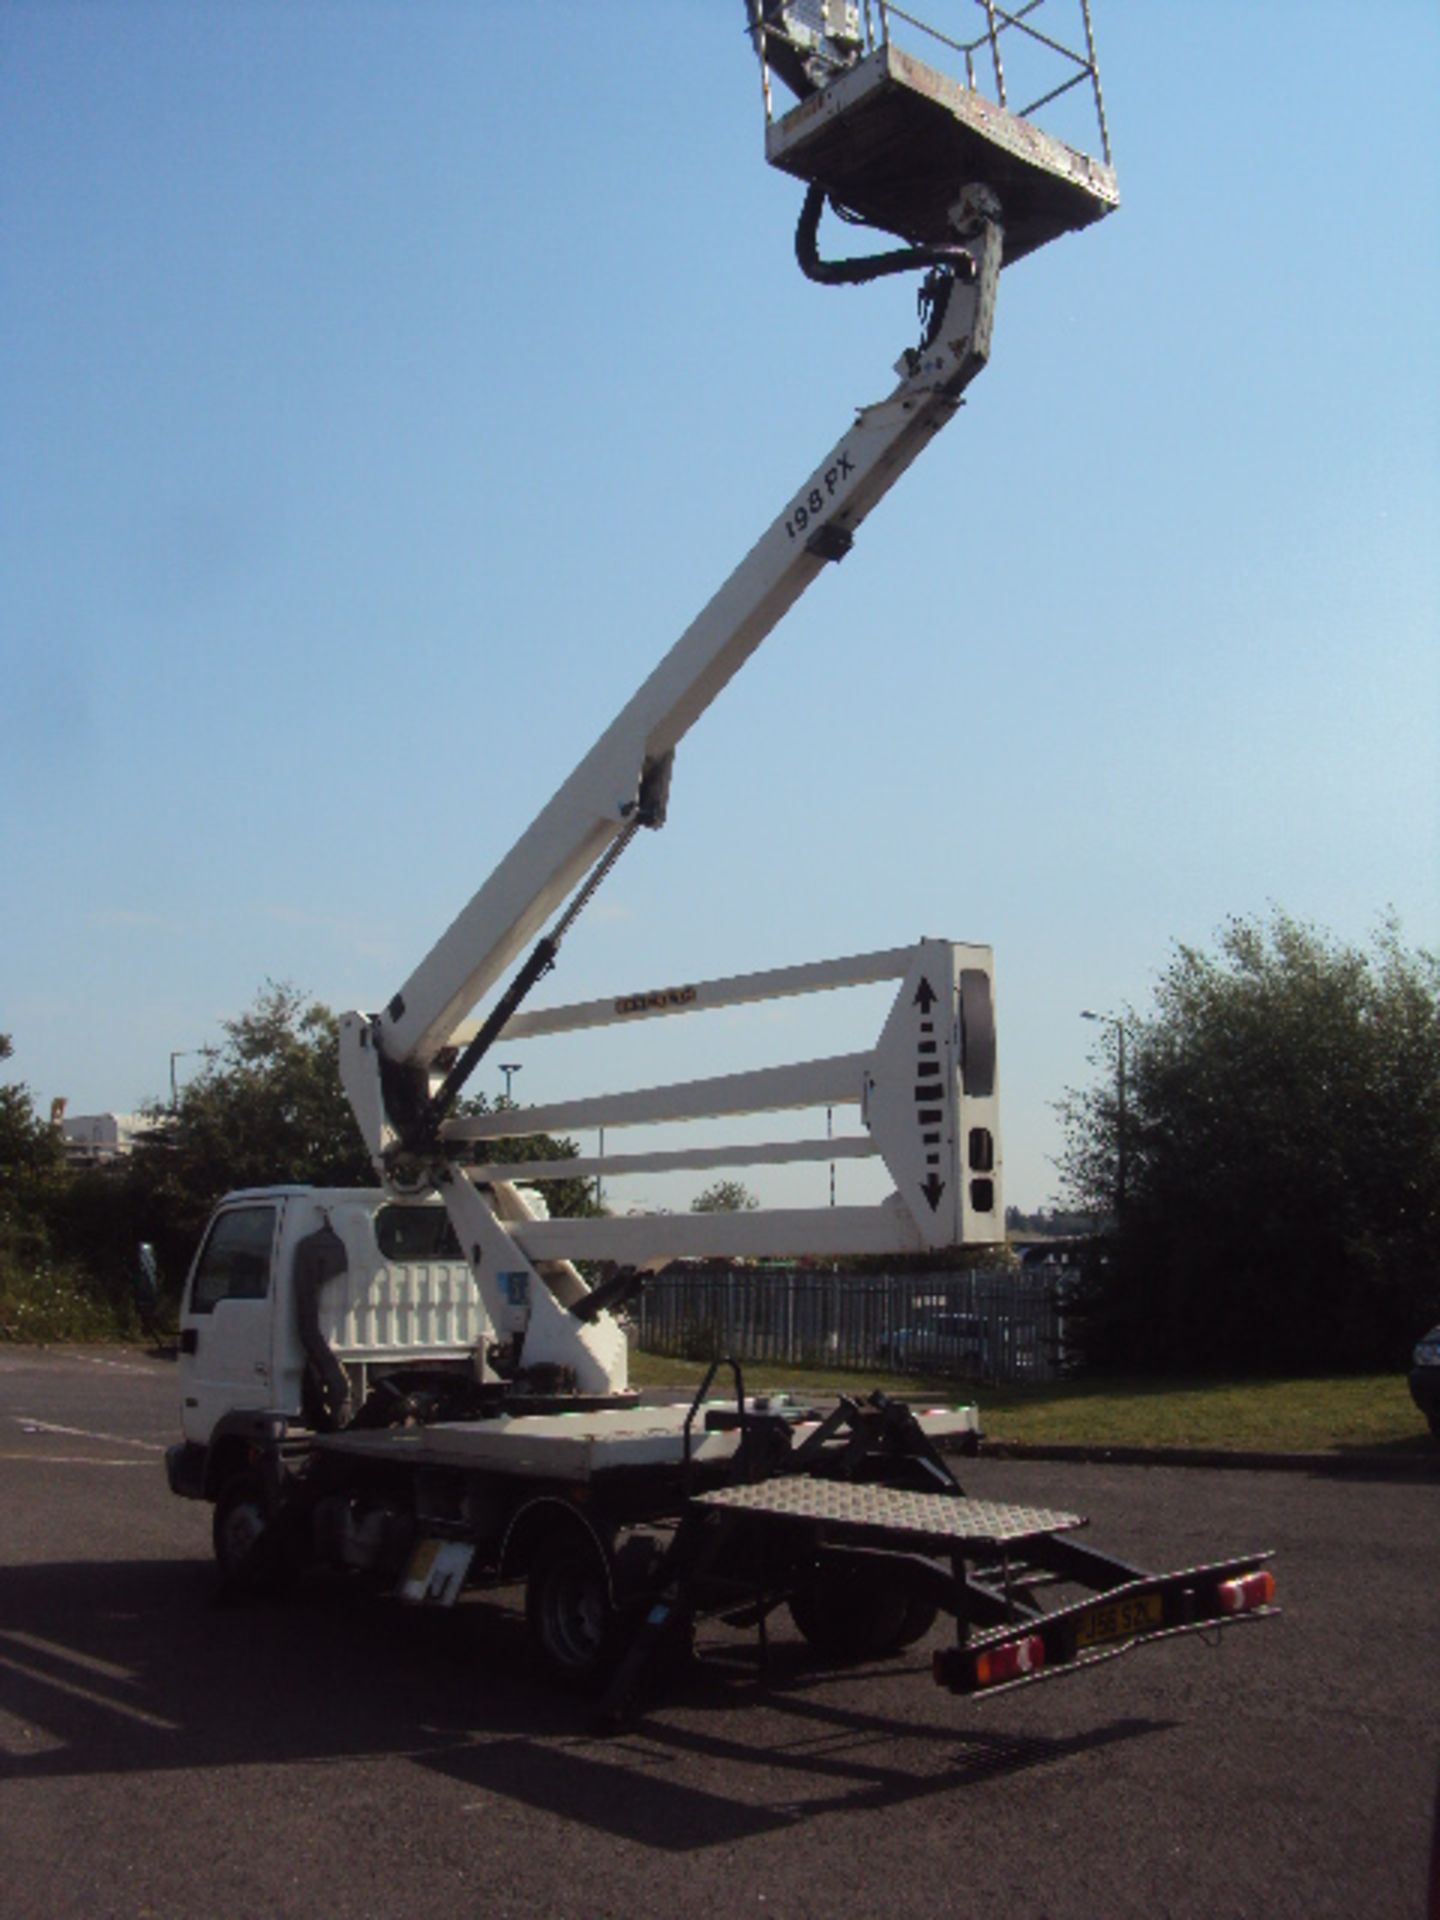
[375,204,1002,1082]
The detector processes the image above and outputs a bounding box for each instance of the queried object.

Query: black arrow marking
[914,977,938,1015]
[920,1173,946,1212]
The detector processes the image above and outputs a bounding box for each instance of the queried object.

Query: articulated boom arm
[319,6,1125,1394]
[338,192,1004,1179]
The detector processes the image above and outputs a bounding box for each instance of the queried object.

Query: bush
[0,1227,138,1343]
[1060,913,1440,1374]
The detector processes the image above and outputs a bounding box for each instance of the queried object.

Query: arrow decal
[913,977,938,1015]
[920,1173,946,1212]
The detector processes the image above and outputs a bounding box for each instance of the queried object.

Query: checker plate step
[693,1479,1084,1545]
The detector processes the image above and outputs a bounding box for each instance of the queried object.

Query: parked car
[1408,1325,1440,1438]
[877,1313,989,1375]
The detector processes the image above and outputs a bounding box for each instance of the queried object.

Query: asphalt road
[0,1346,1435,1920]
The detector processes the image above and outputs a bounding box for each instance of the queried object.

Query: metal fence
[636,1264,1066,1384]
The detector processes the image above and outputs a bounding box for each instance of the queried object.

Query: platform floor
[767,41,1117,263]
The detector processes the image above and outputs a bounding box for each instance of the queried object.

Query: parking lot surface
[0,1346,1435,1919]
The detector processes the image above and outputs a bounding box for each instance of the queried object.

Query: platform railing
[753,1,1111,167]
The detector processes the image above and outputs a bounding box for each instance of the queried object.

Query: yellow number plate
[1073,1592,1164,1650]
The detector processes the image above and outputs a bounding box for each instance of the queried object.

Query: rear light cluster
[976,1634,1046,1685]
[1217,1568,1276,1614]
[933,1569,1277,1695]
[935,1632,1046,1692]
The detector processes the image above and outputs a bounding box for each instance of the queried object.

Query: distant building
[1012,1236,1094,1272]
[61,1112,163,1166]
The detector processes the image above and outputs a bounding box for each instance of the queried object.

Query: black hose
[795,182,975,286]
[293,1222,352,1430]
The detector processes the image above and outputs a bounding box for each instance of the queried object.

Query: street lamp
[1080,1010,1128,1213]
[497,1062,522,1105]
[168,1048,214,1109]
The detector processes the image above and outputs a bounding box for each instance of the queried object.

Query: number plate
[398,1538,474,1607]
[1072,1591,1164,1651]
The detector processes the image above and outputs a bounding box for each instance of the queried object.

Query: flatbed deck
[311,1400,982,1481]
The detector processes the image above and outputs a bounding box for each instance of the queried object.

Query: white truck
[166,6,1276,1719]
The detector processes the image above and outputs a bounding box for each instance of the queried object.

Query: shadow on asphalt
[1314,1441,1440,1483]
[0,1558,1173,1848]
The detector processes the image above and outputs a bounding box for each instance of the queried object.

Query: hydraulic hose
[795,182,976,286]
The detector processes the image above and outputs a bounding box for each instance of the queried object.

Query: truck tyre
[893,1592,940,1648]
[788,1567,931,1662]
[525,1531,620,1691]
[212,1470,292,1595]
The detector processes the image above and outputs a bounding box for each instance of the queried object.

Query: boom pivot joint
[382,759,676,1174]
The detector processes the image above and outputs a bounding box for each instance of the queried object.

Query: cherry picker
[167,5,1277,1715]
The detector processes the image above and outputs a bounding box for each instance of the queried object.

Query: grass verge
[627,1349,1432,1454]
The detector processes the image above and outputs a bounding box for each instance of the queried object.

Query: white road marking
[0,1353,163,1378]
[0,1652,181,1731]
[1,1629,144,1686]
[68,1354,167,1377]
[12,1417,165,1453]
[0,1452,155,1466]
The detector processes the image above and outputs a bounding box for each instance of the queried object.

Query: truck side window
[375,1205,462,1261]
[189,1205,278,1313]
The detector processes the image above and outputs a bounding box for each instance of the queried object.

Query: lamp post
[497,1062,522,1106]
[168,1048,213,1109]
[1080,1010,1128,1214]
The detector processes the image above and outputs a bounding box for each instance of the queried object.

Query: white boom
[342,188,1000,1087]
[335,186,1010,1393]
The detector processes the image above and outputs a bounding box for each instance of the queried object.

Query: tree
[165,983,368,1184]
[0,1034,62,1219]
[467,1110,602,1223]
[54,984,373,1287]
[1058,913,1440,1374]
[0,1036,124,1341]
[0,1033,64,1298]
[691,1180,759,1213]
[107,984,599,1285]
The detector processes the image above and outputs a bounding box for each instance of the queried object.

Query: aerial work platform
[751,2,1118,263]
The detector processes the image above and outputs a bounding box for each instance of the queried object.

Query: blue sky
[4,2,1437,1217]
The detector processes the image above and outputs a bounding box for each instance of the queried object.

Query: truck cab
[173,1187,503,1475]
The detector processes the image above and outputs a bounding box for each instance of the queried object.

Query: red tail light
[1217,1568,1276,1614]
[970,1634,1046,1688]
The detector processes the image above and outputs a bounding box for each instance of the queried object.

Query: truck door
[178,1201,282,1446]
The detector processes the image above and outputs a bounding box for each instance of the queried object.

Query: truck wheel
[893,1592,940,1649]
[525,1532,619,1691]
[212,1471,292,1594]
[788,1568,927,1662]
